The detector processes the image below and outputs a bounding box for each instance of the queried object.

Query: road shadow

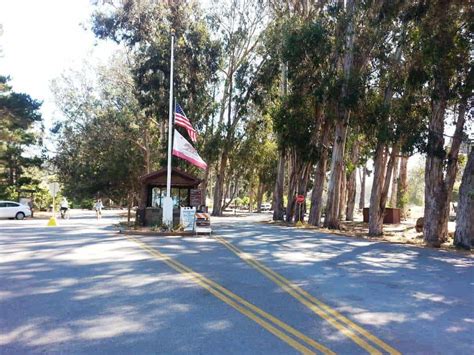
[0,226,288,354]
[210,219,474,354]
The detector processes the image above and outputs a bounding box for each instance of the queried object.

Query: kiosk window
[180,189,189,206]
[151,187,190,208]
[151,187,164,207]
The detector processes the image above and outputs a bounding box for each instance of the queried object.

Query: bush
[77,198,95,209]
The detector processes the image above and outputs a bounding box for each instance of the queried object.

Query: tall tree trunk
[443,99,468,231]
[212,149,228,216]
[397,155,408,219]
[249,178,254,213]
[273,149,285,220]
[222,179,239,210]
[324,0,355,229]
[324,119,349,228]
[389,155,400,207]
[286,150,297,223]
[359,165,366,210]
[256,181,264,213]
[201,164,211,206]
[346,142,359,221]
[143,126,151,174]
[423,78,467,247]
[368,30,404,235]
[369,144,400,235]
[222,178,230,210]
[424,86,449,247]
[423,0,458,247]
[273,59,288,221]
[308,156,327,226]
[339,165,347,220]
[294,162,312,223]
[309,121,331,226]
[127,192,132,226]
[369,143,387,235]
[454,148,474,249]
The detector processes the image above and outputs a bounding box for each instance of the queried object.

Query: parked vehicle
[0,201,32,220]
[261,203,272,211]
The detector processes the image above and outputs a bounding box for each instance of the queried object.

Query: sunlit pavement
[1,211,473,354]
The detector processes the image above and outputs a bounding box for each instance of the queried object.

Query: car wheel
[15,212,25,220]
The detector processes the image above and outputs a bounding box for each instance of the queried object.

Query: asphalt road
[1,211,473,354]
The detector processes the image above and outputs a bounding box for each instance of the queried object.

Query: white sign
[48,182,60,197]
[180,207,196,231]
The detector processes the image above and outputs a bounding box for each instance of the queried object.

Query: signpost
[47,182,60,226]
[295,194,305,223]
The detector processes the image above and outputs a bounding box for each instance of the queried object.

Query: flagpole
[163,29,175,227]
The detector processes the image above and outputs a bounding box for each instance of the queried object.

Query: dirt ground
[31,207,464,252]
[264,205,463,252]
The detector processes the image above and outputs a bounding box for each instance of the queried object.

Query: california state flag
[173,129,207,170]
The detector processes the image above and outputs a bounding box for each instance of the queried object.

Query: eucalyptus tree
[322,0,356,229]
[228,111,277,211]
[279,17,334,223]
[344,135,360,221]
[207,0,268,216]
[365,4,413,236]
[415,0,472,246]
[258,1,326,221]
[254,1,337,224]
[396,154,409,218]
[454,147,474,249]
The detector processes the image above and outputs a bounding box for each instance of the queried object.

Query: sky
[0,0,118,133]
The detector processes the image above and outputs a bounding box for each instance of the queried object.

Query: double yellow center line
[125,235,334,354]
[214,236,400,355]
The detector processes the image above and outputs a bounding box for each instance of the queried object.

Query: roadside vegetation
[1,0,472,249]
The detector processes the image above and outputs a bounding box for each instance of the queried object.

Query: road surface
[1,211,473,354]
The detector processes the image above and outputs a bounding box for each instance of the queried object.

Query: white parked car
[0,201,32,220]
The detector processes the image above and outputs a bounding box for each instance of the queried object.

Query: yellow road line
[215,236,401,355]
[125,235,334,355]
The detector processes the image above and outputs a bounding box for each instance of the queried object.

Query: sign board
[190,189,202,207]
[296,194,305,204]
[48,182,60,197]
[195,212,211,234]
[180,207,196,231]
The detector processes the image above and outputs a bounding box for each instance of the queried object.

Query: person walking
[60,197,69,219]
[94,198,103,220]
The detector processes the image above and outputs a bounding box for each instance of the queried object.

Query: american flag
[175,103,197,143]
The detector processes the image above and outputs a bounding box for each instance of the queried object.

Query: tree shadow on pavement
[211,219,474,354]
[0,227,282,354]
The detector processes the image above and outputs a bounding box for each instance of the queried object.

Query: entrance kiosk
[137,167,203,227]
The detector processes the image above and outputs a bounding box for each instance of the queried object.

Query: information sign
[190,189,202,207]
[180,207,196,231]
[48,182,60,197]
